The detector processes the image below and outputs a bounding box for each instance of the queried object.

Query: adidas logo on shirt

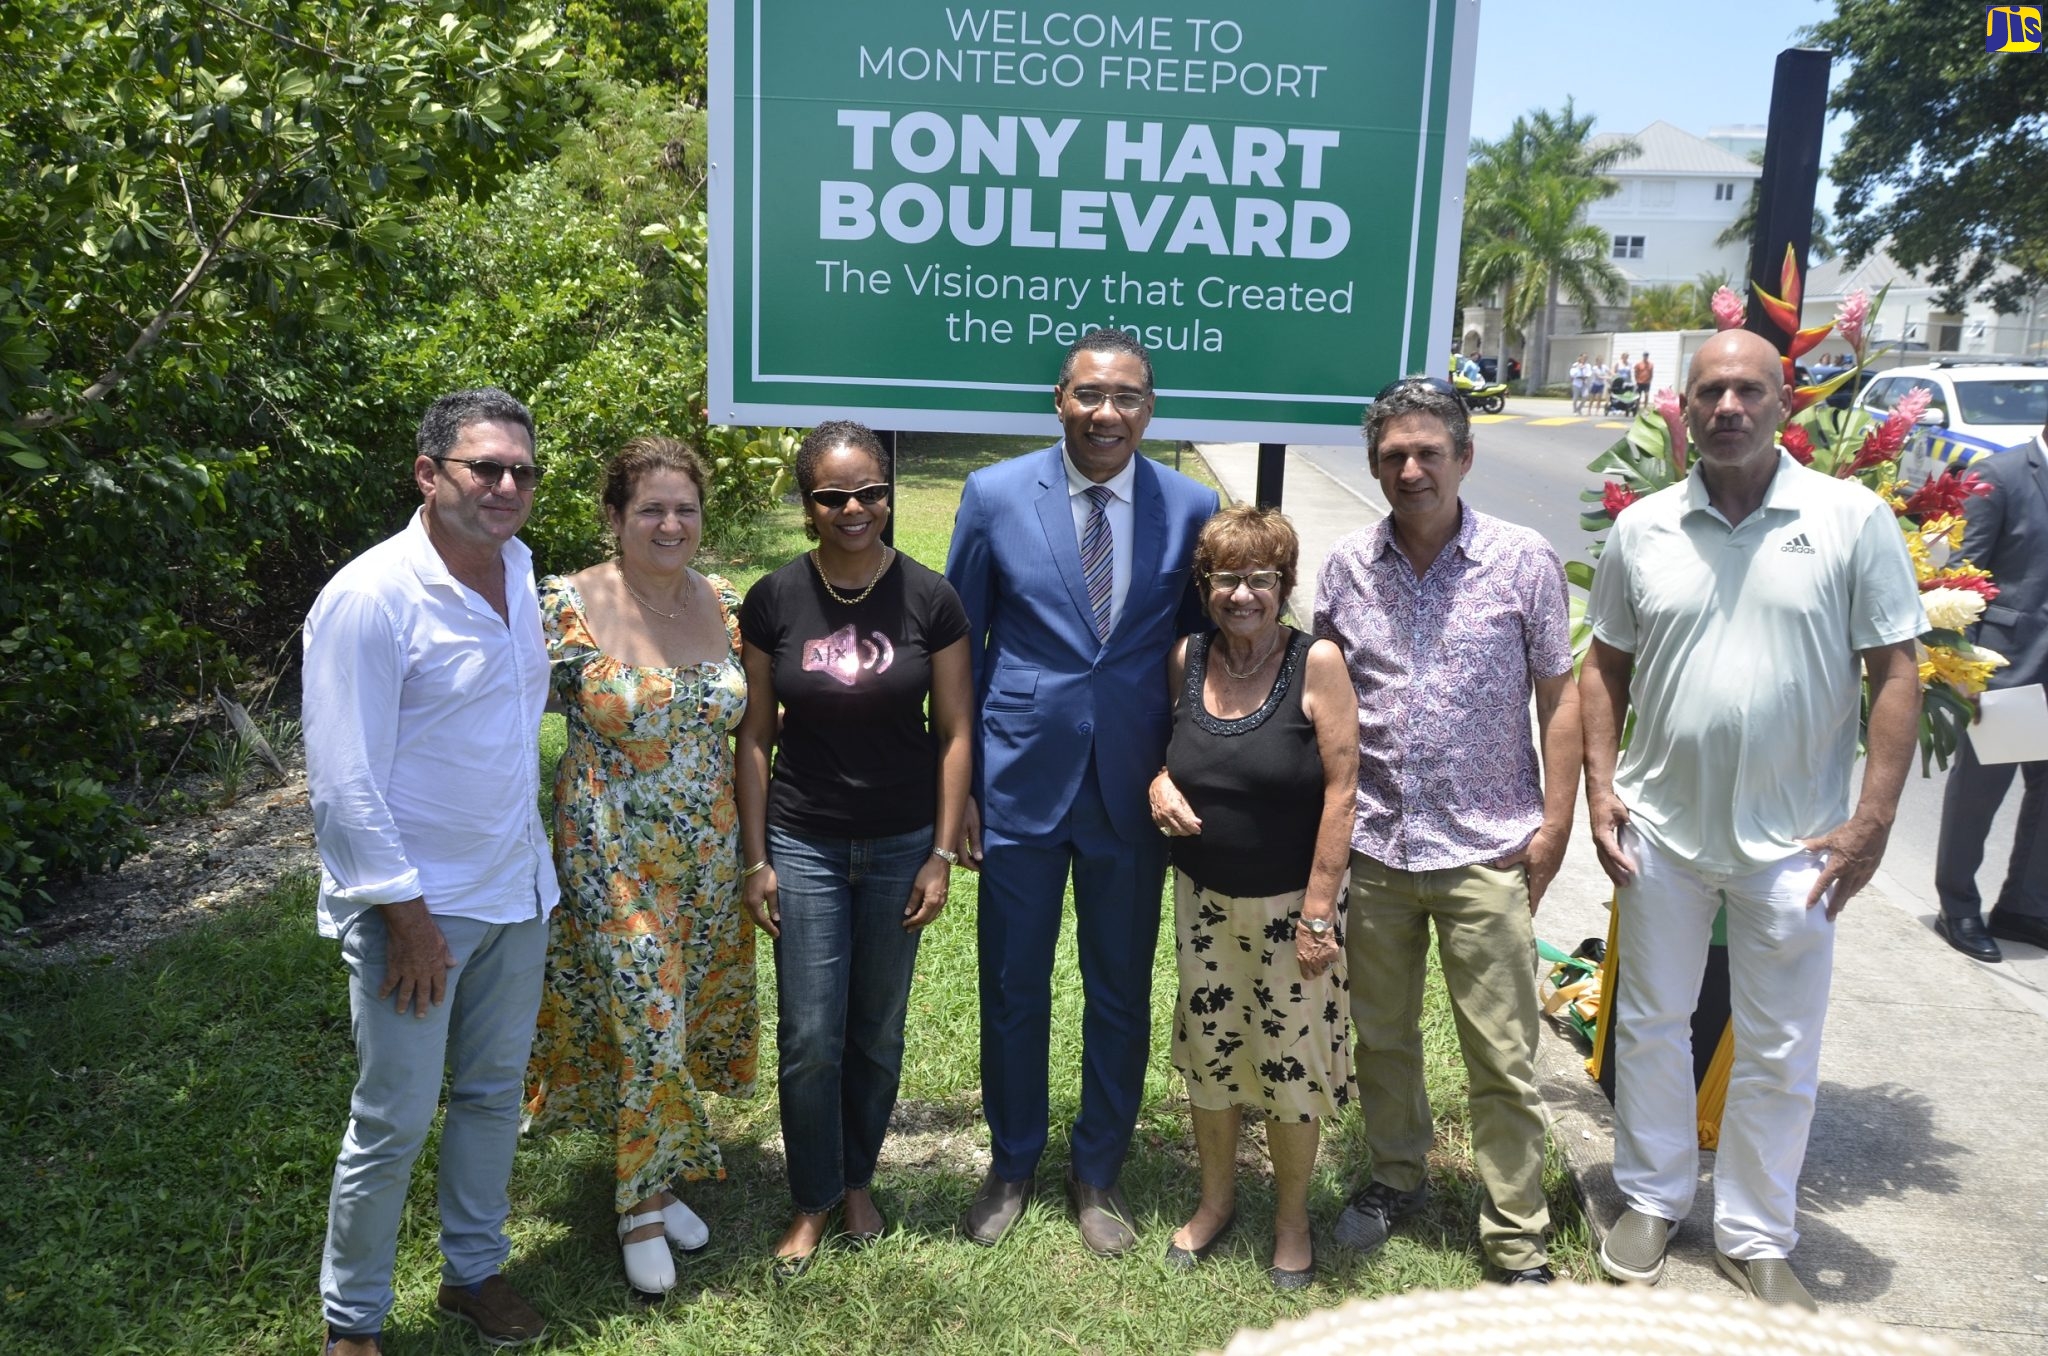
[1781,533,1816,555]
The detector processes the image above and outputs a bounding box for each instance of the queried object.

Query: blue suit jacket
[946,443,1219,843]
[1962,435,2048,691]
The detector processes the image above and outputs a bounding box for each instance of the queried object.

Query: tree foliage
[1713,148,1836,264]
[1461,101,1634,390]
[0,0,770,924]
[1806,0,2048,311]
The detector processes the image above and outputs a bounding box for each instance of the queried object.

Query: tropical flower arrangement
[1567,247,2005,771]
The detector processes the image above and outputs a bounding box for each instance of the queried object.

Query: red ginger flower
[1903,470,1993,520]
[1651,387,1686,473]
[1835,290,1870,353]
[1921,569,1998,603]
[1847,386,1933,474]
[1602,481,1640,517]
[1710,286,1746,330]
[1781,424,1815,465]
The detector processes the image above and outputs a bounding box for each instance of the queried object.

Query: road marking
[1527,416,1587,427]
[1597,421,1630,429]
[1469,414,1516,424]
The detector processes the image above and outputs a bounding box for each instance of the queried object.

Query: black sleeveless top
[1165,628,1324,896]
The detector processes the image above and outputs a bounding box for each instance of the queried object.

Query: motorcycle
[1452,372,1508,414]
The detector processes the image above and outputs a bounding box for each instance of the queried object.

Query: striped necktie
[1080,483,1115,640]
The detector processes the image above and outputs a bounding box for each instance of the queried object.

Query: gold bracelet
[740,859,769,878]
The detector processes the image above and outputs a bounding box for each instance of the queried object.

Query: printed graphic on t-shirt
[801,623,897,686]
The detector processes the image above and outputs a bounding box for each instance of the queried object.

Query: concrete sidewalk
[1196,441,2048,1355]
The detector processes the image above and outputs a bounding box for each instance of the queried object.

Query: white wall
[1590,174,1752,288]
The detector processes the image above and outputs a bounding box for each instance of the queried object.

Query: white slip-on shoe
[661,1198,710,1254]
[618,1210,677,1294]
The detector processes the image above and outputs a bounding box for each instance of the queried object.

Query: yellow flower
[1919,641,2009,697]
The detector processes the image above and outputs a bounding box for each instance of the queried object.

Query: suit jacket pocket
[1983,603,2019,628]
[985,665,1039,712]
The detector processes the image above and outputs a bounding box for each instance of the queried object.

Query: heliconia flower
[1602,480,1639,517]
[1835,290,1870,353]
[1903,469,1993,519]
[1921,586,1988,632]
[1651,387,1686,473]
[1781,424,1815,465]
[1710,286,1747,330]
[1751,244,1806,336]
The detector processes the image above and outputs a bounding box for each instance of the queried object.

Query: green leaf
[9,450,49,470]
[1564,559,1596,590]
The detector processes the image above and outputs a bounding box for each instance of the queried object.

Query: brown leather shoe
[1065,1166,1138,1257]
[435,1275,548,1348]
[325,1336,381,1356]
[961,1166,1035,1246]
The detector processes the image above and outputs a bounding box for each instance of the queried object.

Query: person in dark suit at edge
[1933,421,2048,962]
[945,328,1220,1255]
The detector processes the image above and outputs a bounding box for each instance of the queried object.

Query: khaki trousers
[1346,851,1550,1269]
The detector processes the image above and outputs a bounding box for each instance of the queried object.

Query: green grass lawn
[0,435,1590,1355]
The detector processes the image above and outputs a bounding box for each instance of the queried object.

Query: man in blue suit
[946,329,1219,1255]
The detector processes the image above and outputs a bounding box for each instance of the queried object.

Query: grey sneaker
[1332,1179,1427,1255]
[1716,1252,1819,1312]
[1598,1208,1672,1284]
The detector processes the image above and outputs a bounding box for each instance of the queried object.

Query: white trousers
[1611,828,1835,1259]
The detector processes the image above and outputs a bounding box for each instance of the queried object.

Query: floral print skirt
[1170,870,1355,1123]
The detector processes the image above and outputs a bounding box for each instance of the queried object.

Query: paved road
[1286,398,2025,938]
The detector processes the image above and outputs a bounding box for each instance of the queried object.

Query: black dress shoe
[1497,1263,1555,1285]
[961,1167,1034,1246]
[1987,909,2048,951]
[1935,913,2002,963]
[1164,1213,1235,1270]
[1065,1167,1138,1257]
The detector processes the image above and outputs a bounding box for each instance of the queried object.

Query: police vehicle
[1857,360,2048,480]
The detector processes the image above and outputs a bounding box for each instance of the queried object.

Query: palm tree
[1630,283,1703,331]
[1460,100,1637,391]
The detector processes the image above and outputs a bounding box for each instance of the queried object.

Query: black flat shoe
[772,1249,816,1283]
[1987,909,2048,951]
[840,1211,888,1250]
[1270,1243,1315,1292]
[1164,1213,1236,1271]
[1935,913,2002,962]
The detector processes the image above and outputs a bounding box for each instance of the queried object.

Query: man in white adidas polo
[1579,329,1924,1310]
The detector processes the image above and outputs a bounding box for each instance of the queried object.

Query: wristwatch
[931,847,961,865]
[1300,915,1334,938]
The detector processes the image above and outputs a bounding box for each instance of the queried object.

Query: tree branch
[188,0,350,65]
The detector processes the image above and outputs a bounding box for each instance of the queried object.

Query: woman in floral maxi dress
[524,437,756,1295]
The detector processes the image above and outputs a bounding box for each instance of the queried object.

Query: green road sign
[710,1,1477,440]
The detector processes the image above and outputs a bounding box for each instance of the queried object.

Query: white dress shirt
[1061,441,1137,635]
[302,508,558,937]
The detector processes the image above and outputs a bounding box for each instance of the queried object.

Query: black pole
[1744,48,1832,356]
[1255,442,1285,508]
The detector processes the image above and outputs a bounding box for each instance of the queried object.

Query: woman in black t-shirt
[735,420,973,1275]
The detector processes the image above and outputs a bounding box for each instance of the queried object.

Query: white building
[1460,121,1763,364]
[1585,120,1760,295]
[1802,247,2048,363]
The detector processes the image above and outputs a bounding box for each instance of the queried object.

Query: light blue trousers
[320,907,547,1336]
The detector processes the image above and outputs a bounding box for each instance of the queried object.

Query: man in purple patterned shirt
[1313,376,1582,1284]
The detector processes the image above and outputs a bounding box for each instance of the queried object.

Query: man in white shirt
[1581,331,1923,1311]
[304,388,558,1355]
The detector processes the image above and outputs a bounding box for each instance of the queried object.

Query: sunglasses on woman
[806,483,891,510]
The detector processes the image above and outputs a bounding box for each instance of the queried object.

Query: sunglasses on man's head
[433,456,544,490]
[806,483,891,510]
[1374,375,1461,401]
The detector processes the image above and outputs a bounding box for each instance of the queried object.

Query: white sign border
[709,0,1480,436]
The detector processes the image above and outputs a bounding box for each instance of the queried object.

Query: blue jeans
[769,823,933,1213]
[321,907,547,1336]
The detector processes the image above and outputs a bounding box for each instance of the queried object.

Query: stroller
[1605,377,1640,418]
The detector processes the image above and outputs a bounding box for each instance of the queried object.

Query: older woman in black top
[1148,505,1359,1291]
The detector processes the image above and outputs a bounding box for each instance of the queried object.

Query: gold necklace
[1217,629,1283,681]
[811,547,889,605]
[617,560,687,620]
